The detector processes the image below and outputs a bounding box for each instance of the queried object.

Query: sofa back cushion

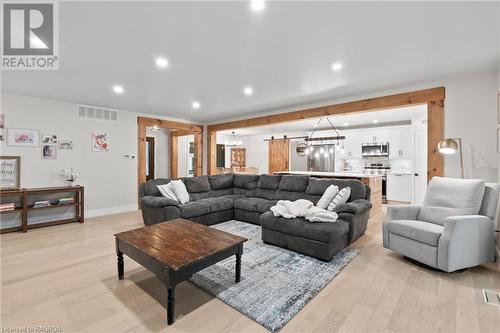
[234,174,259,190]
[273,190,320,204]
[183,175,211,193]
[306,178,366,201]
[208,173,234,190]
[144,178,171,196]
[418,177,485,225]
[278,175,309,192]
[257,174,281,190]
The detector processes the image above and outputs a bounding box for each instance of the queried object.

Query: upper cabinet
[338,125,413,160]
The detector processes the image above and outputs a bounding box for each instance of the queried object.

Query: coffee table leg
[117,251,124,280]
[235,253,241,283]
[167,287,175,325]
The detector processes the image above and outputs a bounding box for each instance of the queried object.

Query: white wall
[177,135,194,177]
[146,128,169,178]
[0,93,195,217]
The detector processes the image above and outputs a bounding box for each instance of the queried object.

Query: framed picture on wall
[7,128,40,147]
[42,144,57,159]
[0,114,4,141]
[92,132,109,152]
[0,156,20,189]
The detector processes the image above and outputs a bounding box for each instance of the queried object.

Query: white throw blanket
[304,206,338,223]
[270,199,313,219]
[270,199,339,223]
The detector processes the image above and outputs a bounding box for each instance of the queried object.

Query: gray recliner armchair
[383,177,499,272]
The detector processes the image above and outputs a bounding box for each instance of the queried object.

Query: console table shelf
[0,186,84,233]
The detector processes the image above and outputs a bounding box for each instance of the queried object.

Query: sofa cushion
[386,219,444,246]
[180,201,211,218]
[260,211,349,243]
[197,197,233,213]
[257,200,278,213]
[234,174,259,189]
[305,178,366,201]
[183,176,211,193]
[208,173,234,190]
[418,177,485,225]
[273,190,319,204]
[257,174,281,190]
[220,194,246,201]
[251,189,276,200]
[234,197,274,212]
[144,178,170,196]
[278,175,309,192]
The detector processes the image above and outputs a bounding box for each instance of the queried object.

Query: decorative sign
[0,156,20,189]
[296,142,308,157]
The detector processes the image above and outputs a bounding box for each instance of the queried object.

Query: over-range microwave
[361,142,389,157]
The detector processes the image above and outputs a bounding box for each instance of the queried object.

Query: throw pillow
[157,183,178,202]
[316,185,339,209]
[327,187,351,211]
[170,180,190,204]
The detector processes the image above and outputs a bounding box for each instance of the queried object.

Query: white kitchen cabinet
[387,173,412,202]
[389,126,412,159]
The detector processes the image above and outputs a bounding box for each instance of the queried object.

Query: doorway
[145,136,155,181]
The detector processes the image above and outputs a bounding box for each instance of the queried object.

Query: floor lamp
[437,138,464,178]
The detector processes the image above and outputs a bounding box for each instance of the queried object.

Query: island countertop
[274,171,383,178]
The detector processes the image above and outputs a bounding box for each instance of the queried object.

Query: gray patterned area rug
[189,220,359,332]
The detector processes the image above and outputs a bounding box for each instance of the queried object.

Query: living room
[1,1,499,332]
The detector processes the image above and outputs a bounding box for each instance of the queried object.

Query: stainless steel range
[364,162,391,203]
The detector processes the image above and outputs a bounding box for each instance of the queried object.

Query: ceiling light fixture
[243,86,253,96]
[250,0,266,11]
[343,122,349,126]
[192,101,201,109]
[331,62,343,71]
[373,119,379,123]
[113,85,124,94]
[156,57,169,69]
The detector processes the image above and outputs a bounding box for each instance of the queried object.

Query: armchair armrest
[385,205,421,221]
[333,199,372,214]
[141,196,180,208]
[438,215,495,272]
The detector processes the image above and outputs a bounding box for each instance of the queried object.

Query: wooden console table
[0,186,84,233]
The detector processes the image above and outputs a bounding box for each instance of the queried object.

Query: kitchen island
[275,171,383,216]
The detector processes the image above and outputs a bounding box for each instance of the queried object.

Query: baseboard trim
[86,205,138,218]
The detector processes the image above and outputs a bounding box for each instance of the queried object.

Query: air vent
[77,105,118,122]
[482,289,500,307]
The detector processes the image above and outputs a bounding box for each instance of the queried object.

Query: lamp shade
[437,138,459,155]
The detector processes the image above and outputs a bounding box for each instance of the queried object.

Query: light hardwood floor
[1,209,499,332]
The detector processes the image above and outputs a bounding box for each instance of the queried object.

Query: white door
[414,128,428,204]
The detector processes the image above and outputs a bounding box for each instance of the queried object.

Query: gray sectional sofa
[139,174,372,261]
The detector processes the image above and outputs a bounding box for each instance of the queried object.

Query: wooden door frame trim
[138,117,203,206]
[207,87,445,180]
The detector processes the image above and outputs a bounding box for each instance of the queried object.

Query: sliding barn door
[268,139,289,175]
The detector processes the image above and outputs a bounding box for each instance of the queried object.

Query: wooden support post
[207,129,217,175]
[427,99,445,181]
[169,132,178,179]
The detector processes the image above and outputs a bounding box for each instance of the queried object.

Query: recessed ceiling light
[243,86,253,96]
[331,62,343,71]
[343,122,349,126]
[373,119,379,123]
[192,101,201,109]
[156,57,169,69]
[113,85,124,94]
[250,0,266,11]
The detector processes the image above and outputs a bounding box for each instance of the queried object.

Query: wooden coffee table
[114,218,247,325]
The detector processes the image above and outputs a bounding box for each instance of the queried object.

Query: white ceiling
[218,104,427,136]
[2,1,498,123]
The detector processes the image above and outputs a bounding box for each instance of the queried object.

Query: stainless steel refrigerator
[307,144,335,172]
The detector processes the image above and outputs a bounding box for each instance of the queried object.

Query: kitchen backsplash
[389,159,412,172]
